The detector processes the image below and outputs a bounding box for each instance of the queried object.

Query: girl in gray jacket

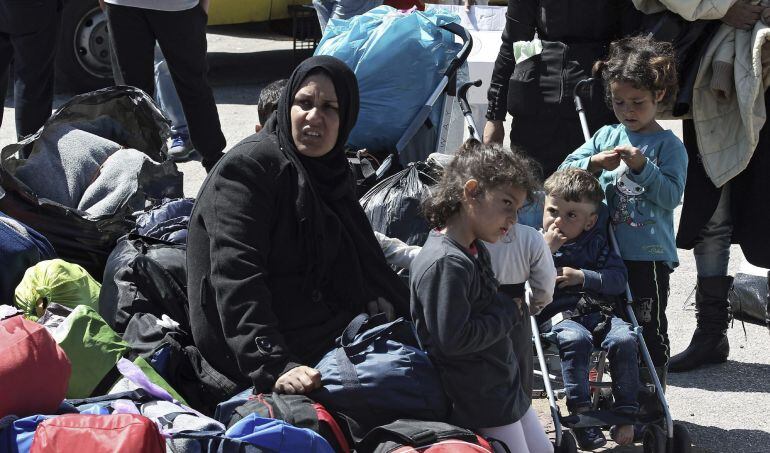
[410,141,552,453]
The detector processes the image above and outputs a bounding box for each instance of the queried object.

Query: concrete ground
[2,25,768,453]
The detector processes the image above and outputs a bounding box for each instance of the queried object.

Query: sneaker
[168,133,195,161]
[573,427,607,451]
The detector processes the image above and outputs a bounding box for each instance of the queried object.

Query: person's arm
[620,138,688,210]
[485,0,538,136]
[527,231,556,314]
[205,151,305,393]
[581,240,628,297]
[374,231,421,270]
[414,255,515,357]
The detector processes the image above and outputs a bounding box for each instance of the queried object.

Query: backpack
[216,392,351,453]
[0,211,56,305]
[0,316,71,418]
[356,420,496,453]
[29,414,166,453]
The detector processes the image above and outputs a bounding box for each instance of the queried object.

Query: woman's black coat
[186,134,404,392]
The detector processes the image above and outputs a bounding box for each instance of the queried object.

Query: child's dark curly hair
[593,35,678,107]
[422,140,542,229]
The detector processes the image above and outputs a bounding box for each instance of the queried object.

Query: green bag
[15,259,100,321]
[52,304,130,398]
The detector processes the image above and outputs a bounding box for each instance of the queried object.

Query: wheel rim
[73,7,112,79]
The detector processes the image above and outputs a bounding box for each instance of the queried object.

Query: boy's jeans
[549,313,640,413]
[312,0,383,31]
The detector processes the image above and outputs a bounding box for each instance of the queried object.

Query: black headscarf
[263,56,409,316]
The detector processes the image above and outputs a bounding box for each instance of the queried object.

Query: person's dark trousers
[106,3,226,170]
[0,11,59,139]
[624,261,672,368]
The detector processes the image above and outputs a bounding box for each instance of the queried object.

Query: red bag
[30,414,166,453]
[0,316,71,417]
[356,420,495,453]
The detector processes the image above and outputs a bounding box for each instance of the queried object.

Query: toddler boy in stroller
[537,169,639,450]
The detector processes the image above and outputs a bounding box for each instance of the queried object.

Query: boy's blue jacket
[538,206,627,321]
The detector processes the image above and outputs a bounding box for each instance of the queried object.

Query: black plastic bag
[360,161,442,247]
[729,271,770,328]
[0,86,182,278]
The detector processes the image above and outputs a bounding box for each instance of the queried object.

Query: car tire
[56,0,113,93]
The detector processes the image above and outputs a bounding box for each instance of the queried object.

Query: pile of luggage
[0,87,501,452]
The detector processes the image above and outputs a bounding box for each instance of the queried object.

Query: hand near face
[543,222,568,254]
[367,297,396,321]
[588,149,622,173]
[556,267,585,289]
[614,145,646,172]
[274,366,322,394]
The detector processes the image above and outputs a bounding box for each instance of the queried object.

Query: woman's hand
[367,297,396,321]
[483,120,505,144]
[614,145,646,173]
[722,0,763,30]
[273,366,322,394]
[588,149,621,173]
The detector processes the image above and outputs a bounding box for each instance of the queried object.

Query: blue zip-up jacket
[538,207,627,321]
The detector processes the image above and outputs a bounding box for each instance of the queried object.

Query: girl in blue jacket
[560,35,686,396]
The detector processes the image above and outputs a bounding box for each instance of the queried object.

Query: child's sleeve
[581,240,628,297]
[527,231,556,314]
[374,231,421,270]
[558,127,605,172]
[627,137,688,210]
[414,255,516,357]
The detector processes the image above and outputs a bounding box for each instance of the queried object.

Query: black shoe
[573,427,607,451]
[669,276,732,373]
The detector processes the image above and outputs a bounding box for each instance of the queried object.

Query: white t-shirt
[484,223,555,311]
[104,0,199,12]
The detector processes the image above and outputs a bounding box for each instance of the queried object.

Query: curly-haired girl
[559,35,688,430]
[411,141,552,453]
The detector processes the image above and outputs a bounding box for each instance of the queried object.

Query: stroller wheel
[672,422,692,453]
[642,424,666,453]
[553,431,578,453]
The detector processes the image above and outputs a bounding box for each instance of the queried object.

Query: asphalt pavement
[1,26,768,453]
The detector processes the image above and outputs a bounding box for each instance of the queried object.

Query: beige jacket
[634,0,770,187]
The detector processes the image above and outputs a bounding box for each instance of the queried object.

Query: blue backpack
[311,314,449,437]
[171,413,335,453]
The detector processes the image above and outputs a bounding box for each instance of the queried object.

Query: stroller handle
[573,78,596,142]
[440,22,473,80]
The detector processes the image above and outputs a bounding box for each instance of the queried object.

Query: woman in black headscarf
[187,56,409,396]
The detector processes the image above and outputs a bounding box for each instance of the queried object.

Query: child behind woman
[410,141,552,453]
[559,35,687,395]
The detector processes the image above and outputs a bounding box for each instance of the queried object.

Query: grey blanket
[14,124,121,207]
[78,148,157,218]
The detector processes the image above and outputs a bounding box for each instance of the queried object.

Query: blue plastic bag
[315,6,462,152]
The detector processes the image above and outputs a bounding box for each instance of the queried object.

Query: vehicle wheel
[642,424,666,453]
[56,0,113,93]
[672,422,692,453]
[554,431,578,453]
